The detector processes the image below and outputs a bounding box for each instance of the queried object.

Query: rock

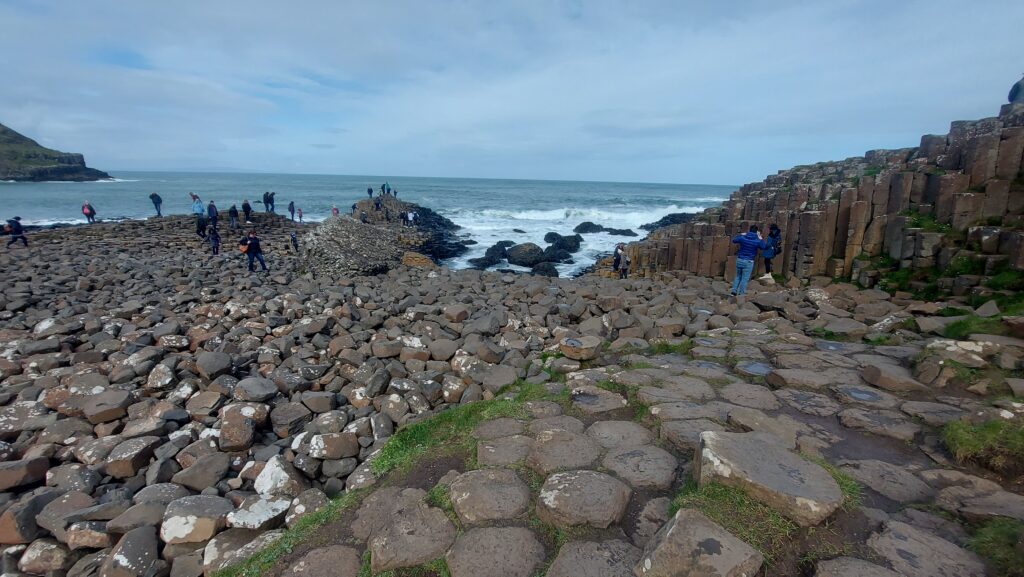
[635,508,763,577]
[528,429,601,474]
[81,390,132,424]
[585,420,654,448]
[234,377,278,402]
[838,460,933,503]
[18,538,75,574]
[105,436,161,478]
[630,497,672,547]
[286,489,330,528]
[659,418,727,453]
[766,369,835,389]
[862,364,928,392]
[532,262,560,277]
[160,495,234,544]
[824,317,869,338]
[226,496,290,530]
[815,556,901,577]
[547,539,641,577]
[203,528,285,576]
[448,468,531,524]
[695,431,843,526]
[473,417,525,440]
[571,384,628,414]
[867,520,985,577]
[352,488,456,573]
[280,545,362,577]
[446,527,545,577]
[537,470,631,529]
[601,444,678,490]
[838,408,922,441]
[900,401,966,427]
[101,526,159,577]
[0,457,49,491]
[559,336,603,360]
[171,452,230,491]
[255,455,310,498]
[720,383,780,410]
[506,243,546,267]
[477,435,534,467]
[196,352,232,380]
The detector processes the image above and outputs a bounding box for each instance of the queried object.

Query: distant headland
[0,122,110,182]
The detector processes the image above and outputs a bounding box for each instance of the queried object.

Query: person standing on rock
[209,226,221,255]
[228,204,240,230]
[5,216,27,248]
[761,223,782,278]
[367,187,374,199]
[243,230,268,272]
[613,242,625,272]
[290,231,299,252]
[288,201,295,221]
[192,196,207,238]
[149,192,163,217]
[82,201,97,224]
[297,207,303,222]
[731,225,768,297]
[619,252,631,279]
[332,205,340,217]
[207,201,219,230]
[242,199,253,223]
[268,192,276,213]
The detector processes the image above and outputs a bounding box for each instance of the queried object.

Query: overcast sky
[2,0,1021,184]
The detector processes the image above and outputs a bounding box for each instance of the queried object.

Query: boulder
[506,243,546,267]
[536,470,631,529]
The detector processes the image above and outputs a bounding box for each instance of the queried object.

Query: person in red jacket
[82,201,97,224]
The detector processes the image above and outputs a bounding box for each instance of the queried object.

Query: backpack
[239,238,249,253]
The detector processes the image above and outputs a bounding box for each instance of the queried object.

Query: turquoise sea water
[1,172,734,274]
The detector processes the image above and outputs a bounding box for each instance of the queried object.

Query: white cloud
[1,0,1021,183]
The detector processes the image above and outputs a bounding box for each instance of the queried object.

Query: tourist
[613,243,625,272]
[191,195,204,216]
[393,189,398,198]
[385,182,391,195]
[5,216,27,248]
[731,225,768,297]
[374,198,382,211]
[360,211,368,223]
[268,192,276,213]
[149,192,163,217]
[762,223,782,278]
[406,211,415,228]
[228,204,240,230]
[380,183,385,196]
[332,205,340,217]
[192,196,207,238]
[262,192,270,213]
[207,201,219,230]
[82,201,97,224]
[297,208,303,222]
[367,187,374,199]
[242,230,268,272]
[288,201,295,221]
[209,227,221,255]
[619,252,631,279]
[290,231,299,252]
[242,199,253,223]
[351,204,357,215]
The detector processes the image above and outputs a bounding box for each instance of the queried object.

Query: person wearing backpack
[762,224,782,278]
[731,225,768,297]
[5,217,27,248]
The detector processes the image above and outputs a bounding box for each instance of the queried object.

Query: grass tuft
[943,420,1024,474]
[805,456,863,510]
[943,315,1008,340]
[968,518,1024,577]
[670,481,797,566]
[648,339,694,356]
[213,489,367,577]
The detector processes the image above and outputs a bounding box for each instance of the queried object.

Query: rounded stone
[547,539,642,577]
[537,470,631,529]
[527,430,602,474]
[448,469,531,524]
[585,421,653,448]
[446,527,545,577]
[602,444,678,490]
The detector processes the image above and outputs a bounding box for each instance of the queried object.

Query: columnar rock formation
[616,101,1024,285]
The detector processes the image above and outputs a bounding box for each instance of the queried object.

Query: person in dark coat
[209,227,221,255]
[268,192,276,213]
[762,224,782,276]
[207,201,219,230]
[612,243,625,272]
[731,225,768,297]
[82,201,97,224]
[5,217,27,248]
[228,205,240,230]
[367,187,374,199]
[149,193,163,217]
[242,230,268,272]
[242,200,253,223]
[288,201,295,221]
[262,192,270,213]
[290,231,299,252]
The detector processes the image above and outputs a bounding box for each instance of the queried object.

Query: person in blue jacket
[731,225,768,296]
[762,224,782,276]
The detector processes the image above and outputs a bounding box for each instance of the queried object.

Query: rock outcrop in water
[0,122,110,182]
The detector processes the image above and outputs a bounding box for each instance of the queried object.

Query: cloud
[0,0,1021,184]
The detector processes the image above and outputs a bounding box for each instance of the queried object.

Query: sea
[0,172,734,276]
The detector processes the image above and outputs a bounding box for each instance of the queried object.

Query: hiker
[241,230,268,272]
[149,193,163,217]
[209,227,221,255]
[262,192,270,212]
[762,223,782,277]
[207,201,219,230]
[360,211,368,223]
[242,199,253,223]
[297,208,303,222]
[268,192,276,213]
[288,201,295,221]
[332,205,341,217]
[380,183,386,196]
[406,211,415,227]
[5,217,27,248]
[290,231,299,252]
[82,201,97,224]
[385,182,391,195]
[192,196,207,238]
[393,188,398,198]
[619,252,631,279]
[228,204,240,230]
[613,243,625,272]
[367,187,374,199]
[374,198,382,211]
[731,225,768,297]
[350,204,357,215]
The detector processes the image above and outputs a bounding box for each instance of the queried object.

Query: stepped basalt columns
[611,101,1024,291]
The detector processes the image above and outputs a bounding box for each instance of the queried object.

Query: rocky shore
[0,123,110,182]
[0,206,1021,576]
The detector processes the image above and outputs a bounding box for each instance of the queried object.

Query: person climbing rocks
[350,204,357,215]
[209,227,221,255]
[360,211,368,223]
[393,189,398,198]
[242,230,268,272]
[207,201,219,230]
[297,208,303,222]
[762,223,782,278]
[5,216,27,248]
[613,243,625,272]
[406,210,415,227]
[290,231,299,252]
[374,198,382,211]
[242,199,253,223]
[385,182,391,195]
[333,205,341,217]
[619,252,631,279]
[228,204,240,230]
[268,192,276,213]
[380,183,386,196]
[192,196,207,238]
[367,187,374,199]
[731,225,768,297]
[288,201,295,221]
[82,201,97,224]
[149,193,163,217]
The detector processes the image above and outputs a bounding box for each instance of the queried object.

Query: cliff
[0,122,111,182]
[612,100,1024,299]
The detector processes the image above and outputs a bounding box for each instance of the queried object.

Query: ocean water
[0,172,733,275]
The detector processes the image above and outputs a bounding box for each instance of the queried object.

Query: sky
[1,0,1022,185]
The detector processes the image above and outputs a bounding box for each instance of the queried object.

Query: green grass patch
[903,210,953,233]
[943,419,1024,474]
[371,399,527,477]
[648,339,694,356]
[986,268,1024,292]
[864,334,898,346]
[213,489,367,577]
[595,380,651,423]
[670,481,797,566]
[968,518,1024,577]
[863,167,882,178]
[426,483,460,530]
[943,315,1008,340]
[360,555,452,577]
[945,255,986,276]
[805,456,863,510]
